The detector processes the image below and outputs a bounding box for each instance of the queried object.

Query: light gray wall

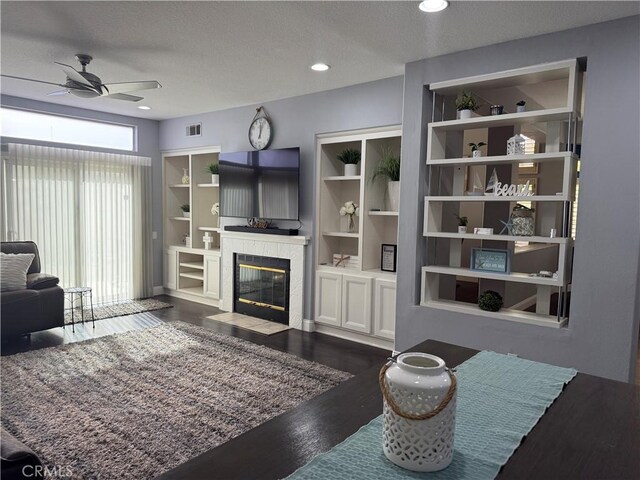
[397,16,640,382]
[159,76,404,319]
[0,95,163,287]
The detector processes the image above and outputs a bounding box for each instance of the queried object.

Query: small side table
[64,287,96,331]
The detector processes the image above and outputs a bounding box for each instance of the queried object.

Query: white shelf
[322,231,360,238]
[169,184,189,188]
[430,108,573,131]
[426,195,567,202]
[170,216,191,221]
[420,299,566,329]
[180,272,204,281]
[427,152,577,166]
[179,262,204,270]
[198,227,220,232]
[197,183,219,188]
[423,265,561,286]
[368,211,398,216]
[323,175,361,181]
[424,232,569,244]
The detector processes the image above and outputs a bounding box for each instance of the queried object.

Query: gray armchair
[1,241,64,339]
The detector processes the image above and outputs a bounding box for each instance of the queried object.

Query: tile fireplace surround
[220,231,311,330]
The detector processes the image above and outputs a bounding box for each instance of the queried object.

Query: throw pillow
[0,253,35,292]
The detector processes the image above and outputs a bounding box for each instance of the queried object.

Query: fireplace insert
[234,254,290,324]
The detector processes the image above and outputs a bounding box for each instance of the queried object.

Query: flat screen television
[219,147,300,220]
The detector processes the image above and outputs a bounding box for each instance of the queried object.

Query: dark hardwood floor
[1,295,390,376]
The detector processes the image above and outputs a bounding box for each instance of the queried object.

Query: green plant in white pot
[337,148,361,177]
[371,148,401,212]
[207,163,219,185]
[455,91,479,119]
[180,204,190,218]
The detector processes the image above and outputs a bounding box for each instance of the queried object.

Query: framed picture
[471,248,511,274]
[381,244,397,272]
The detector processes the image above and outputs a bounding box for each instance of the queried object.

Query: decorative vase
[182,168,190,185]
[211,174,219,185]
[344,163,358,177]
[340,215,357,233]
[458,226,467,234]
[490,105,504,116]
[387,180,400,212]
[380,353,457,472]
[458,109,472,120]
[516,104,526,113]
[472,150,482,158]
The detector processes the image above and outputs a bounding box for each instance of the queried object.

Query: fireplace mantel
[220,231,311,331]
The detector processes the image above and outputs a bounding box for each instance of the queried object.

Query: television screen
[219,147,299,220]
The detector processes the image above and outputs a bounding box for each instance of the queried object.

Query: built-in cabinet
[314,126,401,349]
[163,147,222,306]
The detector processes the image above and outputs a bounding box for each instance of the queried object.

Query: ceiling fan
[1,54,161,102]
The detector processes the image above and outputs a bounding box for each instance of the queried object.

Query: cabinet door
[164,250,177,290]
[341,275,372,334]
[374,279,396,340]
[204,255,220,299]
[315,271,342,327]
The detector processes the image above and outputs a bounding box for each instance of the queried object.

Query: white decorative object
[486,168,499,193]
[507,134,527,155]
[516,101,526,113]
[184,236,191,248]
[181,168,190,185]
[474,227,494,235]
[458,109,472,119]
[472,150,482,157]
[211,202,220,227]
[381,353,457,472]
[182,211,190,218]
[339,201,359,233]
[458,226,467,234]
[211,174,219,185]
[387,180,400,212]
[493,180,534,197]
[550,228,557,238]
[203,232,213,250]
[344,163,358,177]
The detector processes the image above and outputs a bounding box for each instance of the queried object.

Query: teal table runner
[288,351,577,480]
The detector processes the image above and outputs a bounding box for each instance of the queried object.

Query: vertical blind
[2,143,153,304]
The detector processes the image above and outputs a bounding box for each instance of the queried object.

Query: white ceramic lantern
[507,134,527,155]
[380,353,457,472]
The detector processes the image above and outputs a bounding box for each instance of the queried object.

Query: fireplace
[234,254,290,324]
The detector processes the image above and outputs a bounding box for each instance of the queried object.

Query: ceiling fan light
[311,63,330,72]
[419,0,449,13]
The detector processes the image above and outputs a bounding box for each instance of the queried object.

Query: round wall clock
[248,106,272,150]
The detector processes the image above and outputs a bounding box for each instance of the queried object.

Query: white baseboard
[152,286,165,296]
[314,324,394,351]
[302,319,315,332]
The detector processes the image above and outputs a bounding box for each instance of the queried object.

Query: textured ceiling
[1,1,638,120]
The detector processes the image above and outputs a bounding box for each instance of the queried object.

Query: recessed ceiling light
[138,105,151,110]
[311,63,331,72]
[419,0,449,13]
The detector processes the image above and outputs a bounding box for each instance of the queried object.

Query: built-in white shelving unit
[421,59,583,327]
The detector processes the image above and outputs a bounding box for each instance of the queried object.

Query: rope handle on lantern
[378,358,457,421]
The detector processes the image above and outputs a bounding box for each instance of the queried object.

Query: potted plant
[516,100,526,113]
[371,148,401,211]
[454,213,468,234]
[339,201,360,233]
[469,142,486,158]
[180,204,190,218]
[455,91,479,119]
[207,163,219,185]
[478,290,504,312]
[337,148,361,177]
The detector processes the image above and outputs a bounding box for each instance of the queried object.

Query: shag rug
[64,298,173,325]
[1,322,352,480]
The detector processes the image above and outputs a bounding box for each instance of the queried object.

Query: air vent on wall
[186,123,202,137]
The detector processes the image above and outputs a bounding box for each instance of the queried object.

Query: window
[0,107,135,151]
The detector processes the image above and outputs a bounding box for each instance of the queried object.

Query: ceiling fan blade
[1,74,66,87]
[47,89,70,96]
[107,93,144,102]
[54,61,96,89]
[103,80,161,95]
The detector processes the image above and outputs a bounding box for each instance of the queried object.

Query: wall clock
[248,106,272,150]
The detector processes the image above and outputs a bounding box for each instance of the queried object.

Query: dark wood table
[158,340,640,480]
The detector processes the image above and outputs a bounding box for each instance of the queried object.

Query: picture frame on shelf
[381,244,397,272]
[471,248,511,274]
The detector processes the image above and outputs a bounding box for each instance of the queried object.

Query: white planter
[516,105,526,113]
[182,211,190,218]
[381,353,457,472]
[458,109,472,120]
[472,150,482,158]
[344,163,359,177]
[458,226,467,234]
[387,180,400,212]
[211,174,219,185]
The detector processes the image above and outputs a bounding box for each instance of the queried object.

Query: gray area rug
[64,298,173,325]
[1,322,352,479]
